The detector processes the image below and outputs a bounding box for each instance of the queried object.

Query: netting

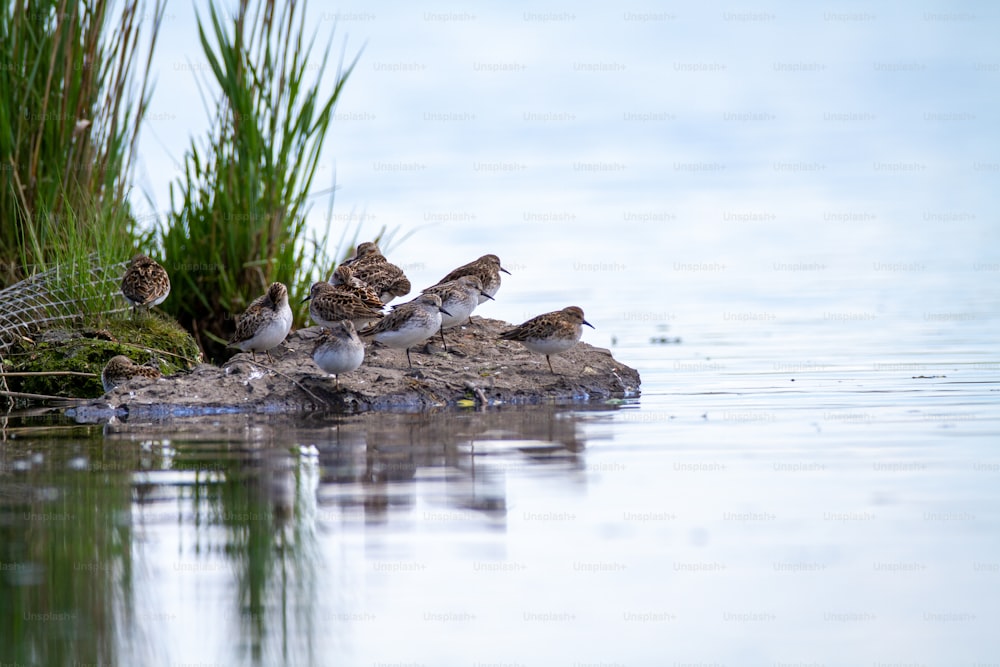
[0,255,129,354]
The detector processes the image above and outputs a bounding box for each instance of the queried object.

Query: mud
[67,316,641,422]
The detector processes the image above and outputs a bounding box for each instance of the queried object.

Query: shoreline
[67,316,641,422]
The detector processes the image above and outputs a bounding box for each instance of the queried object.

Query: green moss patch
[2,313,201,399]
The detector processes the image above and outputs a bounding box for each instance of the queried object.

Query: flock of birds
[102,243,594,393]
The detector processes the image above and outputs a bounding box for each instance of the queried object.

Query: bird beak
[583,319,595,329]
[440,307,453,317]
[301,295,312,303]
[500,266,511,275]
[480,291,495,301]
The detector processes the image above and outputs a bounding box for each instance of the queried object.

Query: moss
[2,312,202,398]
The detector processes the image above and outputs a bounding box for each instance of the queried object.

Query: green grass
[159,0,358,361]
[0,0,380,374]
[14,198,139,312]
[0,1,163,286]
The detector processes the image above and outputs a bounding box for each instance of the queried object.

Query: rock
[68,317,641,421]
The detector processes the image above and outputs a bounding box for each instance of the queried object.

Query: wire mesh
[0,255,129,354]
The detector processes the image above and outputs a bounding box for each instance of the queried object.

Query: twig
[0,371,98,377]
[0,354,10,412]
[226,357,328,406]
[190,318,208,362]
[0,390,88,403]
[129,345,200,366]
[464,381,489,410]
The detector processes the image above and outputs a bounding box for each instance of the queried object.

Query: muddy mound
[68,317,640,421]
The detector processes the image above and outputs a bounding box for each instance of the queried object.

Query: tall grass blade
[160,0,357,360]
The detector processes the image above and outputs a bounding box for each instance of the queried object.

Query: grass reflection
[1,406,607,663]
[0,431,136,666]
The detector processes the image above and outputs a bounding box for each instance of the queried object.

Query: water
[4,2,998,663]
[2,250,999,665]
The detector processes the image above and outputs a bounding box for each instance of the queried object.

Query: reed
[160,0,357,360]
[0,0,163,286]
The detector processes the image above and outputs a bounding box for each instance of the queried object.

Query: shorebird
[120,254,170,316]
[358,293,451,369]
[101,355,161,393]
[420,276,492,350]
[432,254,510,304]
[311,320,365,388]
[498,306,594,374]
[340,241,411,304]
[227,282,293,363]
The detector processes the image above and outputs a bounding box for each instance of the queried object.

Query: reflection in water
[0,426,136,667]
[0,408,595,665]
[309,410,586,526]
[4,372,1000,665]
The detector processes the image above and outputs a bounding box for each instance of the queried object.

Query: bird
[120,254,170,315]
[227,282,293,363]
[339,241,411,304]
[101,355,162,393]
[420,276,493,350]
[329,264,384,310]
[302,281,384,330]
[311,320,365,388]
[358,293,451,369]
[498,306,594,374]
[432,254,510,304]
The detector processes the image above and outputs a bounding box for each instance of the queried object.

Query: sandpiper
[420,275,492,350]
[498,306,594,374]
[329,264,384,310]
[120,254,170,315]
[340,241,411,304]
[101,355,162,393]
[311,320,365,388]
[302,281,384,329]
[227,282,293,363]
[433,254,510,304]
[358,293,451,369]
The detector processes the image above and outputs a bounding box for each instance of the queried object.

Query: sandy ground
[69,316,641,421]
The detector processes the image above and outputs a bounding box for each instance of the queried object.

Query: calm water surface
[2,256,999,666]
[4,1,998,662]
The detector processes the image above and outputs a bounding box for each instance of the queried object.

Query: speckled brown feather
[303,281,384,328]
[228,283,293,362]
[330,265,385,310]
[311,320,365,387]
[357,293,450,368]
[121,254,170,310]
[102,355,161,393]
[499,306,594,373]
[434,254,509,303]
[341,242,411,302]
